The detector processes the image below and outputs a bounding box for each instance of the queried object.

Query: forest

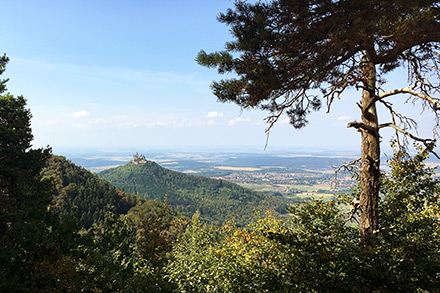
[1,56,440,293]
[99,160,287,226]
[2,0,440,291]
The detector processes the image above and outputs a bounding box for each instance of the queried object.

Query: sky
[1,0,438,154]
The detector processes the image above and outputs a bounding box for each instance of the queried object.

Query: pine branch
[264,88,307,149]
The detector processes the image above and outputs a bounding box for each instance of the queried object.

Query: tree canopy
[167,146,440,292]
[198,0,440,122]
[99,160,287,226]
[197,0,440,242]
[0,55,56,291]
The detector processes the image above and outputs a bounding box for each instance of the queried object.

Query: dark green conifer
[197,0,440,242]
[0,54,53,291]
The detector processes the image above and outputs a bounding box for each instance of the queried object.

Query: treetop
[198,0,440,128]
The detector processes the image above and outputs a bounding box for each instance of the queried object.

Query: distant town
[67,150,359,201]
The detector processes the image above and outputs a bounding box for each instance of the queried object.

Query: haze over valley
[62,147,360,204]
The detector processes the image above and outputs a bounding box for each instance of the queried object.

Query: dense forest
[99,160,287,226]
[4,126,440,291]
[2,90,439,290]
[42,155,138,228]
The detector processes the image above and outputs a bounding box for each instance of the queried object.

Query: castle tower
[132,153,147,164]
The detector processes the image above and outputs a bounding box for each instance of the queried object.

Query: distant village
[132,153,147,164]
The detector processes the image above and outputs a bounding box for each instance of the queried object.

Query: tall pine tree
[197,0,440,243]
[0,54,53,291]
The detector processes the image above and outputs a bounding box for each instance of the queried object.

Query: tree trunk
[359,51,380,244]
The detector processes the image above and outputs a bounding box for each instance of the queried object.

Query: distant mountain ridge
[99,160,287,226]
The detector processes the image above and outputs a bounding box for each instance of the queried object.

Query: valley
[65,148,360,203]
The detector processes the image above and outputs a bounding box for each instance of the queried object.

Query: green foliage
[0,59,59,291]
[100,161,286,226]
[71,212,172,292]
[126,199,189,267]
[165,212,235,292]
[166,147,440,292]
[197,0,440,128]
[0,53,9,93]
[40,191,186,292]
[42,155,139,228]
[374,146,440,291]
[167,205,359,292]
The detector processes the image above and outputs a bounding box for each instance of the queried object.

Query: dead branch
[334,157,361,174]
[333,157,361,188]
[379,122,440,159]
[378,87,440,111]
[347,121,376,133]
[378,98,417,130]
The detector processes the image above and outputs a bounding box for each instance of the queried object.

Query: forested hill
[99,160,287,226]
[42,155,176,228]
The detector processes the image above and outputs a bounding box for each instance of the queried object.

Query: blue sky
[1,0,438,153]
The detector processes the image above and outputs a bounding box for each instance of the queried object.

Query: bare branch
[347,121,377,133]
[378,87,440,111]
[378,98,417,131]
[333,157,361,188]
[379,122,440,159]
[334,157,361,174]
[385,100,403,150]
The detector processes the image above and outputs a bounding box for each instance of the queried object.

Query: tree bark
[359,51,380,244]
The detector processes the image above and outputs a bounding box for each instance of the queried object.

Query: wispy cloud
[228,117,250,126]
[117,122,138,129]
[337,116,351,121]
[12,58,211,102]
[332,116,353,127]
[147,119,200,128]
[71,110,90,118]
[150,121,165,127]
[206,111,224,118]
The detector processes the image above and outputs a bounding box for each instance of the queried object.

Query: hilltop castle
[132,153,147,164]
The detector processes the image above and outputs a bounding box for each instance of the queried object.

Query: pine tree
[0,54,53,291]
[197,0,440,243]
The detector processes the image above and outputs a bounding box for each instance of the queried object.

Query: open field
[241,182,344,199]
[215,166,262,171]
[182,170,199,174]
[66,150,358,203]
[301,169,335,174]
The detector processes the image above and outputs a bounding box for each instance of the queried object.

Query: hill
[99,160,287,226]
[42,155,181,229]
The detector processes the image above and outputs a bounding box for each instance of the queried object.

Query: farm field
[65,149,358,204]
